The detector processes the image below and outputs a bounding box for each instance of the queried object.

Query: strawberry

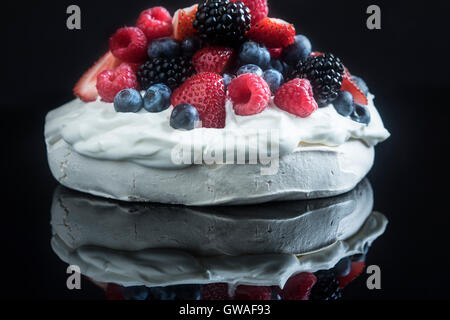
[228,73,271,116]
[109,27,148,63]
[337,261,365,288]
[341,67,368,106]
[202,283,230,300]
[234,285,272,300]
[96,64,138,103]
[274,79,318,118]
[278,272,317,300]
[171,72,226,128]
[231,0,268,25]
[73,51,121,102]
[192,46,235,74]
[172,4,198,40]
[105,283,124,300]
[248,17,295,48]
[136,7,173,42]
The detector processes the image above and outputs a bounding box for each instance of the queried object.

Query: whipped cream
[45,94,390,169]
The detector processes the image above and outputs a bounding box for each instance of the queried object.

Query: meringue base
[47,138,374,205]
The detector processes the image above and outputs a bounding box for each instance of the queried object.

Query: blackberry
[290,53,344,107]
[137,56,194,91]
[310,270,342,301]
[193,0,252,46]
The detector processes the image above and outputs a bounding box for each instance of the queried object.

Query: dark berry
[193,0,252,46]
[290,53,344,107]
[270,58,290,77]
[310,270,342,301]
[170,103,200,130]
[237,64,263,77]
[137,56,195,91]
[352,75,369,96]
[222,73,234,89]
[238,41,271,69]
[282,34,312,66]
[334,257,352,277]
[181,35,203,57]
[263,69,284,93]
[143,84,172,113]
[121,286,149,300]
[113,89,143,113]
[147,37,181,59]
[333,91,354,117]
[350,103,371,124]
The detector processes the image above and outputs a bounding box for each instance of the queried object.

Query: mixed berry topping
[73,0,373,129]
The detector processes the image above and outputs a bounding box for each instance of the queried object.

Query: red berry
[337,261,365,288]
[279,272,317,300]
[274,79,318,118]
[248,17,295,48]
[136,7,173,42]
[202,283,230,300]
[310,51,324,57]
[171,72,226,128]
[227,73,271,116]
[172,4,198,40]
[268,48,282,59]
[73,51,122,102]
[105,283,124,300]
[192,46,235,74]
[96,64,138,103]
[109,27,148,63]
[231,0,268,25]
[341,67,368,106]
[234,285,272,300]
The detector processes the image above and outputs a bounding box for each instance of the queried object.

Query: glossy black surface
[3,0,450,299]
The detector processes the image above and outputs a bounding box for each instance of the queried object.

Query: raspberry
[136,7,173,42]
[192,46,235,74]
[96,64,138,103]
[202,283,230,300]
[109,27,148,63]
[227,73,271,116]
[279,272,317,300]
[234,285,272,300]
[274,79,318,118]
[248,17,296,48]
[232,0,268,25]
[171,72,226,128]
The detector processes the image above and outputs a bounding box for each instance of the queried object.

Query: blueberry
[263,69,284,93]
[121,286,149,300]
[333,91,354,117]
[238,41,271,70]
[270,58,290,76]
[147,37,181,59]
[350,103,371,124]
[282,34,312,66]
[148,286,177,300]
[334,257,352,277]
[143,84,172,113]
[170,103,200,130]
[181,35,203,57]
[352,75,369,96]
[351,242,370,262]
[148,285,202,300]
[222,73,235,89]
[113,89,143,113]
[237,64,263,77]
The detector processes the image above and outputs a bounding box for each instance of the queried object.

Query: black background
[2,0,450,300]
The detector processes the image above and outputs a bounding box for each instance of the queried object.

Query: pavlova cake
[45,0,390,205]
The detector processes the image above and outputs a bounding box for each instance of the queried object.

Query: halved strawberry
[341,67,368,106]
[192,46,235,74]
[73,51,121,102]
[337,261,365,288]
[172,4,198,41]
[247,17,295,48]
